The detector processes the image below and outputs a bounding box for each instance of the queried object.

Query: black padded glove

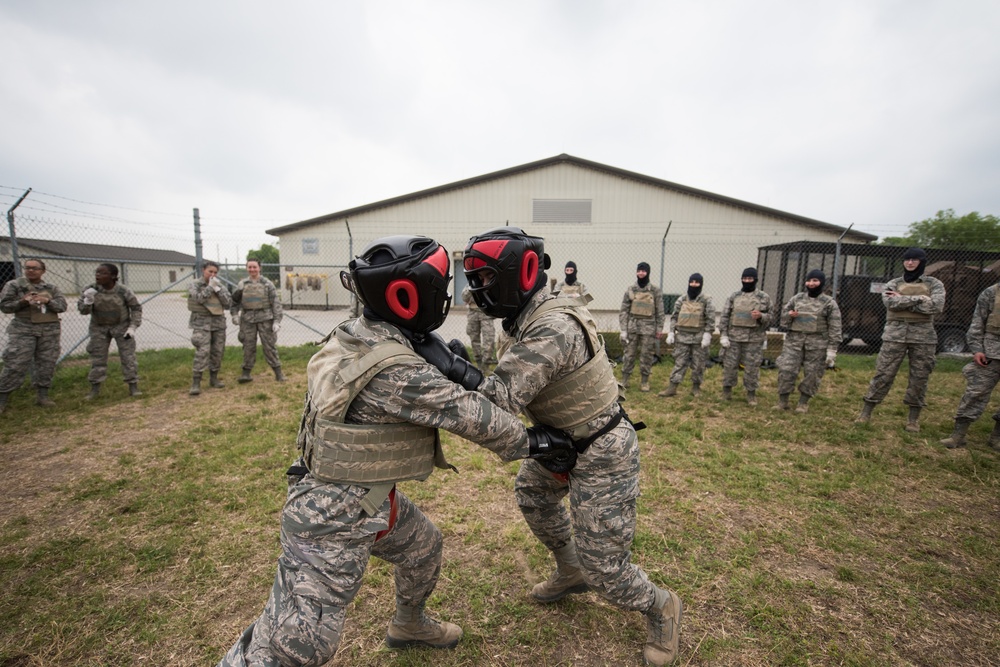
[412,332,484,390]
[447,338,471,362]
[527,424,578,474]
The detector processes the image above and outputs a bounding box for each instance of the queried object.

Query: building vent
[532,199,592,224]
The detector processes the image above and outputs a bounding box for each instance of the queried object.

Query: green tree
[881,209,1000,250]
[247,243,280,283]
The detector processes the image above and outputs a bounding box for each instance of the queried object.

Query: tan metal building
[267,154,876,311]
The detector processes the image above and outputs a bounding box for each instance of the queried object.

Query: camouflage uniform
[218,317,533,667]
[481,290,658,615]
[776,292,842,398]
[231,276,283,372]
[619,281,664,383]
[952,283,1000,422]
[461,286,496,367]
[668,293,715,388]
[719,289,773,392]
[862,275,945,407]
[77,282,143,385]
[188,278,232,373]
[0,276,67,392]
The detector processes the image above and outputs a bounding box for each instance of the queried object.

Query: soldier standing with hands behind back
[187,261,232,396]
[620,261,665,392]
[78,263,143,400]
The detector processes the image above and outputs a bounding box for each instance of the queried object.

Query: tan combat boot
[238,368,253,384]
[35,387,56,408]
[658,383,679,398]
[209,371,225,388]
[532,543,590,603]
[794,395,810,414]
[690,384,701,397]
[273,366,286,382]
[774,394,790,411]
[641,375,651,392]
[940,419,972,449]
[386,603,462,649]
[85,383,101,401]
[746,390,757,407]
[189,373,202,396]
[622,373,631,389]
[904,406,921,433]
[644,586,683,666]
[128,382,142,397]
[855,401,875,424]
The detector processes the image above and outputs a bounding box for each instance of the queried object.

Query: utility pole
[6,188,32,278]
[193,208,203,275]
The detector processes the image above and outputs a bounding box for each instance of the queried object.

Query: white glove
[232,314,240,326]
[720,335,731,349]
[82,287,97,305]
[666,332,675,345]
[620,332,629,346]
[272,321,281,333]
[124,326,136,340]
[701,332,712,349]
[209,276,222,292]
[826,348,837,368]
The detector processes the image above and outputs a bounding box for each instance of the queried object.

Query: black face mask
[741,280,756,293]
[565,272,577,286]
[637,274,649,288]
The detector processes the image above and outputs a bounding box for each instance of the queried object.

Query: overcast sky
[2,0,999,261]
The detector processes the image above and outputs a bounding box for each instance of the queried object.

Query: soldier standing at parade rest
[855,248,945,432]
[78,263,143,400]
[461,284,496,369]
[0,259,67,414]
[774,269,843,413]
[940,280,1000,449]
[187,261,232,396]
[231,259,285,384]
[552,260,588,297]
[216,235,575,666]
[415,227,684,666]
[718,267,773,406]
[619,261,665,392]
[659,273,714,398]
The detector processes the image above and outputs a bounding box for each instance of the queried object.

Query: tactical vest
[502,295,621,440]
[986,288,1000,335]
[13,279,59,324]
[887,281,933,323]
[296,325,452,515]
[558,283,583,297]
[188,290,225,316]
[789,296,828,334]
[240,280,268,310]
[676,299,705,332]
[91,286,129,326]
[629,288,655,318]
[730,292,759,328]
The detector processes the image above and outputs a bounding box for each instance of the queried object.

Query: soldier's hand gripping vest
[789,296,828,334]
[13,279,59,324]
[731,292,759,328]
[188,290,225,316]
[887,281,933,323]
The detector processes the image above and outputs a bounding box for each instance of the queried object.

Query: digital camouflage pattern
[862,275,945,407]
[776,292,842,398]
[483,289,657,614]
[188,278,232,373]
[461,285,495,367]
[0,277,67,392]
[719,289,773,392]
[953,283,1000,422]
[77,282,142,385]
[232,277,283,371]
[668,294,715,387]
[619,282,665,380]
[218,316,532,666]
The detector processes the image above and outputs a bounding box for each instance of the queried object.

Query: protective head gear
[902,247,927,282]
[805,269,826,298]
[741,267,758,292]
[637,262,651,288]
[343,235,452,334]
[463,226,550,320]
[687,273,703,300]
[564,261,578,286]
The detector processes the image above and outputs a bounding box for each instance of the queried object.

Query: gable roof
[266,153,878,242]
[3,237,199,264]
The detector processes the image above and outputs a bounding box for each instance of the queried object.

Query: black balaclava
[805,269,826,298]
[902,247,927,282]
[741,267,758,293]
[564,261,578,286]
[637,262,651,288]
[687,273,703,299]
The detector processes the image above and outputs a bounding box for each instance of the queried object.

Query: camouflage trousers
[191,327,226,373]
[218,485,442,667]
[954,360,1000,422]
[863,341,937,407]
[86,327,138,384]
[466,312,496,367]
[0,319,61,392]
[239,320,281,371]
[722,340,765,391]
[776,340,827,397]
[515,421,655,613]
[622,332,658,379]
[669,341,707,386]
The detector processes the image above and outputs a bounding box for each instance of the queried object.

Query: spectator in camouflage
[0,259,67,413]
[619,261,665,392]
[461,284,496,368]
[718,268,773,406]
[856,248,946,432]
[187,261,232,396]
[77,263,143,400]
[659,273,715,398]
[552,260,588,298]
[775,269,842,413]
[940,281,1000,450]
[231,259,285,384]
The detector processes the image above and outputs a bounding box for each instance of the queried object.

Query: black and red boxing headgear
[343,235,452,333]
[463,226,550,319]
